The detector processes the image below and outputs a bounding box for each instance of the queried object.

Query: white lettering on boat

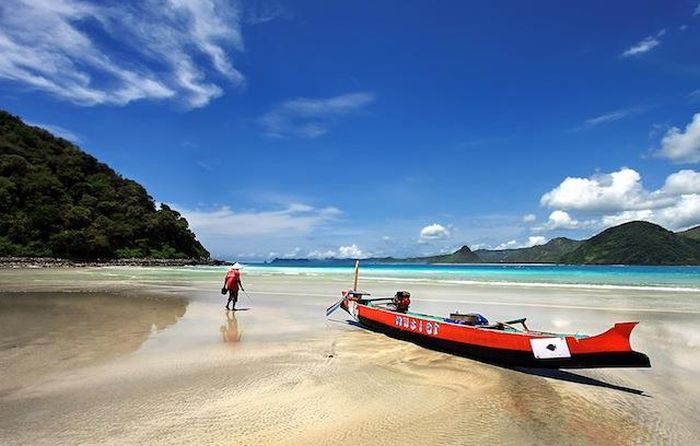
[394,315,440,337]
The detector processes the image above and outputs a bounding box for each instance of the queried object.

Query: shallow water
[0,268,699,445]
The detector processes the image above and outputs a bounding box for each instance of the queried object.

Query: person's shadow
[220,310,242,343]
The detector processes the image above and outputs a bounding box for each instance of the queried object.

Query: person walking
[223,263,245,310]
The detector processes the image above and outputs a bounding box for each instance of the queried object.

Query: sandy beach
[1,267,699,445]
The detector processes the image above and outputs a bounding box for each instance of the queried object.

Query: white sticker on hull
[530,337,571,359]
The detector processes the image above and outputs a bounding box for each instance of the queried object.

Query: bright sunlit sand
[1,267,699,445]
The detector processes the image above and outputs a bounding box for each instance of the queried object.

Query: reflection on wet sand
[0,292,187,395]
[220,310,242,343]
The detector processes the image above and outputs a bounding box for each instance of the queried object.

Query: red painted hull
[340,296,650,369]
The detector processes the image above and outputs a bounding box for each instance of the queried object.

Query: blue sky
[2,0,700,260]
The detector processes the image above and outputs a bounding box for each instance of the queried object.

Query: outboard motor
[393,291,411,313]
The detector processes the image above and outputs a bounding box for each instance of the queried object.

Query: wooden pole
[353,260,360,291]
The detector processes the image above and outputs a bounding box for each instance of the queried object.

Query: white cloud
[696,2,700,15]
[621,29,665,57]
[540,168,663,213]
[308,244,366,259]
[26,121,81,143]
[656,113,700,163]
[0,0,244,108]
[178,203,340,238]
[260,92,375,138]
[522,214,536,223]
[533,210,585,231]
[526,236,547,247]
[538,168,700,231]
[662,170,700,194]
[493,236,547,251]
[419,223,451,242]
[599,210,654,228]
[494,240,518,250]
[338,244,365,258]
[657,195,700,229]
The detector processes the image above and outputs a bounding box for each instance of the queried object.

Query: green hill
[475,237,582,263]
[678,225,700,241]
[560,221,700,265]
[0,111,209,260]
[400,245,481,263]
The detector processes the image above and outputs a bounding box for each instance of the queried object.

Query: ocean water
[242,263,700,291]
[56,262,700,293]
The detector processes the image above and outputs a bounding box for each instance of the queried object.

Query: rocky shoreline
[0,257,231,268]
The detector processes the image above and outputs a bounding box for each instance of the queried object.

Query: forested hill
[0,111,210,260]
[561,221,700,265]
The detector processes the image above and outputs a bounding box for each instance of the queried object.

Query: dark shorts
[228,289,239,300]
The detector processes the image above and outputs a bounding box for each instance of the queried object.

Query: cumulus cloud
[539,168,665,213]
[494,240,518,250]
[0,0,244,108]
[308,244,366,259]
[522,214,536,223]
[526,236,548,247]
[419,223,451,242]
[260,92,375,138]
[493,236,547,250]
[621,29,665,57]
[536,210,583,231]
[662,170,700,194]
[537,168,700,231]
[656,113,700,163]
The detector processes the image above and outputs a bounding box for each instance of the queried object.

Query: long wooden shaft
[353,260,360,291]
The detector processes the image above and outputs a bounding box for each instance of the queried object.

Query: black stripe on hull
[357,316,651,369]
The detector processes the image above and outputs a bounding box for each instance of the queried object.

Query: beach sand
[1,268,699,445]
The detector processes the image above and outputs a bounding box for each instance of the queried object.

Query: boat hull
[344,299,650,369]
[357,315,650,369]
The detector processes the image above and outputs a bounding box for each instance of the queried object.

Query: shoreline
[0,256,231,269]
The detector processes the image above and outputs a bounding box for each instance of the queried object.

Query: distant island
[271,221,700,266]
[0,111,214,264]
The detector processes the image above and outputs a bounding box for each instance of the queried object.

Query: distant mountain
[269,246,481,265]
[0,111,210,260]
[561,221,700,265]
[402,245,480,264]
[678,225,700,241]
[270,221,700,266]
[475,237,582,263]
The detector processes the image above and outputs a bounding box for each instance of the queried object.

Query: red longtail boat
[326,262,650,369]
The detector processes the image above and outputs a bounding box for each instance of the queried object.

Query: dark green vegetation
[678,225,700,241]
[0,111,209,260]
[475,237,582,263]
[561,221,700,265]
[401,245,481,263]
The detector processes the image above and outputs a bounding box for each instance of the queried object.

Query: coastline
[0,256,230,268]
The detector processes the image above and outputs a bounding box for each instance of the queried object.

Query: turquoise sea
[242,263,700,291]
[70,262,700,293]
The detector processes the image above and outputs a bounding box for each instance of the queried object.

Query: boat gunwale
[360,301,585,339]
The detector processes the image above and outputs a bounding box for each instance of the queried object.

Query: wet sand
[0,268,699,445]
